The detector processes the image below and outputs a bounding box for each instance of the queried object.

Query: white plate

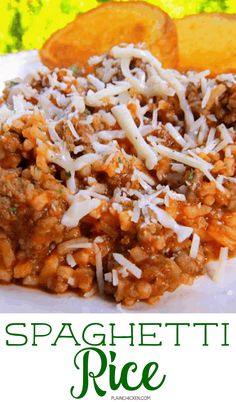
[0,51,236,313]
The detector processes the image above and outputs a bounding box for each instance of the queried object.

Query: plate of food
[1,1,236,313]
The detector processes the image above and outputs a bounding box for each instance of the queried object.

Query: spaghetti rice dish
[0,45,236,306]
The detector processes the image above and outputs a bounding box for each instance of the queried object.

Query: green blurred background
[0,0,235,55]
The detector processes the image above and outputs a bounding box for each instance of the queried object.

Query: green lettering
[139,323,162,346]
[71,347,107,399]
[193,323,218,346]
[52,323,80,346]
[6,323,27,346]
[32,323,52,346]
[82,323,105,346]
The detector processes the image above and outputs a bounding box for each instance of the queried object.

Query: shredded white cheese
[112,269,119,287]
[189,233,200,259]
[148,204,192,242]
[201,86,212,108]
[85,81,131,107]
[87,74,105,91]
[155,144,212,172]
[111,45,194,130]
[214,124,234,153]
[62,198,101,228]
[104,272,112,283]
[113,253,142,279]
[66,254,77,268]
[131,168,155,191]
[112,104,157,169]
[94,243,104,294]
[155,143,224,191]
[207,247,229,282]
[67,120,80,140]
[166,123,186,147]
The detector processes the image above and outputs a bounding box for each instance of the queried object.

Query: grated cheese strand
[189,233,200,259]
[148,204,193,242]
[113,253,142,279]
[66,254,77,268]
[154,143,225,192]
[85,81,131,106]
[166,123,186,147]
[155,143,213,172]
[67,120,80,140]
[207,247,229,282]
[111,46,194,130]
[112,269,119,287]
[112,104,157,169]
[62,198,101,228]
[94,243,104,295]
